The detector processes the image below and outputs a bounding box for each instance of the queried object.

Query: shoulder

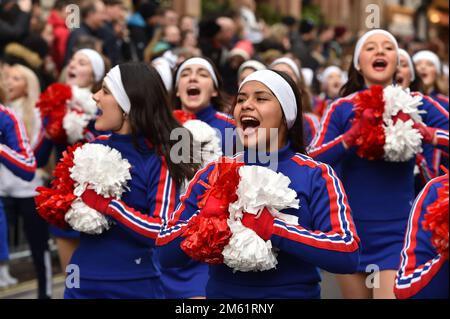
[214,111,236,127]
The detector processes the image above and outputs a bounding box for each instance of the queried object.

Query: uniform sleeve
[156,163,216,267]
[417,94,449,178]
[307,99,349,165]
[104,159,176,243]
[394,177,447,299]
[271,160,360,274]
[0,109,36,181]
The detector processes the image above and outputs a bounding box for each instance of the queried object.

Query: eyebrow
[238,90,273,96]
[364,41,395,46]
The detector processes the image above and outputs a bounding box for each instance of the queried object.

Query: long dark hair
[339,61,366,97]
[408,64,425,93]
[171,56,230,112]
[119,62,199,187]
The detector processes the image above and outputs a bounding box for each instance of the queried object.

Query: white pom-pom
[70,86,98,116]
[228,166,299,220]
[70,144,132,198]
[65,199,110,235]
[63,111,90,144]
[67,144,131,234]
[384,119,423,162]
[383,85,425,123]
[183,119,222,167]
[222,219,278,272]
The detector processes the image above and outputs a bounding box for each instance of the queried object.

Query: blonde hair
[10,64,41,140]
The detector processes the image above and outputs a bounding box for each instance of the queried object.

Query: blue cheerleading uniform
[0,104,36,263]
[303,113,320,147]
[308,90,449,272]
[156,104,236,299]
[157,143,360,299]
[395,175,448,299]
[64,133,176,299]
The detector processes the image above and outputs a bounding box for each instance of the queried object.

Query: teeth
[241,116,258,121]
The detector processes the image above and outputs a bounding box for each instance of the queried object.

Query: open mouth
[396,75,404,85]
[187,87,201,98]
[372,59,388,71]
[241,116,261,135]
[67,71,77,80]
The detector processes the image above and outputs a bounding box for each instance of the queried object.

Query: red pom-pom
[173,110,197,124]
[423,177,449,260]
[36,83,72,143]
[180,214,232,264]
[353,85,386,160]
[35,143,82,228]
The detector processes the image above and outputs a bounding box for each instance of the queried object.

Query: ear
[211,89,218,97]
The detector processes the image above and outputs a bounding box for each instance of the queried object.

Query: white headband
[270,57,301,80]
[104,65,131,114]
[239,70,297,129]
[353,29,399,70]
[413,50,441,75]
[238,60,266,78]
[175,57,218,88]
[319,66,344,83]
[398,49,416,82]
[152,57,173,92]
[78,49,105,82]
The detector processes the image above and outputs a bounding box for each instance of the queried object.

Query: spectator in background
[164,8,179,26]
[0,0,32,55]
[221,40,254,96]
[47,0,71,72]
[292,19,320,72]
[236,0,263,43]
[179,15,197,35]
[128,0,162,61]
[180,30,201,57]
[64,0,109,65]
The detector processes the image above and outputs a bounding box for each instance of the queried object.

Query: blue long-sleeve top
[156,143,360,298]
[395,175,448,299]
[308,90,449,221]
[70,133,177,280]
[192,105,236,156]
[0,104,36,181]
[303,112,320,147]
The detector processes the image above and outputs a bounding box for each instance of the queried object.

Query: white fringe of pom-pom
[381,85,426,162]
[222,219,278,272]
[183,119,222,167]
[383,119,423,162]
[70,86,98,116]
[228,166,299,220]
[65,199,110,235]
[67,144,131,234]
[63,111,90,144]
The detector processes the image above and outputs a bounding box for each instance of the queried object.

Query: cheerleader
[156,69,360,299]
[1,64,52,298]
[308,29,449,298]
[0,103,36,288]
[44,48,108,274]
[394,172,448,299]
[64,63,198,298]
[237,60,267,86]
[270,57,319,147]
[315,66,346,118]
[172,57,235,155]
[413,50,449,111]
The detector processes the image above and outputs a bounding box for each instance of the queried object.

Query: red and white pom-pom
[65,143,132,234]
[423,177,449,260]
[70,86,98,116]
[63,111,91,144]
[224,166,299,272]
[382,85,424,162]
[222,218,278,272]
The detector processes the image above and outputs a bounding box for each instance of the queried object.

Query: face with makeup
[234,80,287,152]
[357,34,398,87]
[177,64,218,113]
[93,82,129,133]
[271,63,299,85]
[396,54,413,89]
[66,51,96,88]
[5,66,27,101]
[324,71,344,98]
[415,59,437,89]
